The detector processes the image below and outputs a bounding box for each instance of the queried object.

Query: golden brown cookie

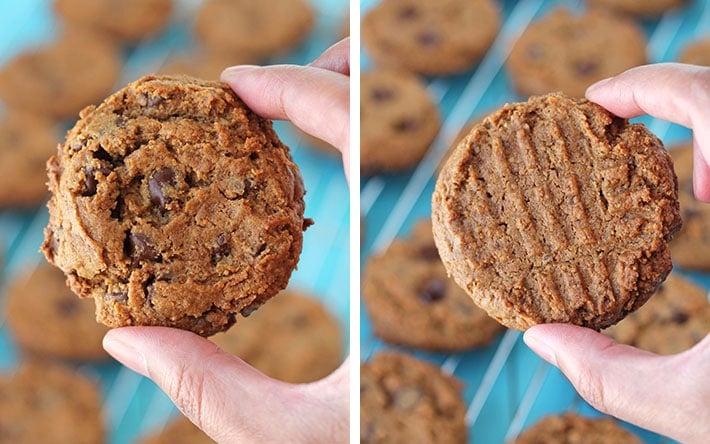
[605,273,709,354]
[5,263,110,361]
[42,75,309,336]
[0,29,121,119]
[211,291,343,383]
[0,361,105,444]
[510,413,641,444]
[0,111,57,207]
[507,8,646,97]
[668,144,710,270]
[363,219,503,351]
[361,352,467,444]
[433,93,681,331]
[54,0,173,42]
[361,69,440,174]
[588,0,687,17]
[362,0,501,75]
[679,37,710,66]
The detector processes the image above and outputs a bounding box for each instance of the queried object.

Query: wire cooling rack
[360,0,710,442]
[0,0,349,443]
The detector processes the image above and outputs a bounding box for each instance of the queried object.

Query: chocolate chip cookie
[587,0,687,17]
[361,352,467,444]
[42,75,309,336]
[362,0,501,75]
[0,111,57,207]
[433,93,681,331]
[679,37,710,66]
[54,0,173,42]
[361,69,440,174]
[0,29,121,119]
[510,413,641,444]
[363,219,503,351]
[140,417,214,444]
[668,144,710,270]
[605,273,709,355]
[5,263,110,361]
[507,8,647,97]
[194,0,314,60]
[0,361,105,444]
[211,291,343,383]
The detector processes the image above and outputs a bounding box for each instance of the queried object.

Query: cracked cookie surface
[42,74,308,336]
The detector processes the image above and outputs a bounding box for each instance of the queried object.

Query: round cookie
[433,93,681,331]
[160,50,258,81]
[361,352,467,444]
[507,8,647,98]
[41,75,309,336]
[604,273,709,355]
[194,0,314,60]
[363,219,503,351]
[0,112,57,207]
[0,361,105,444]
[668,144,710,270]
[362,0,501,76]
[587,0,686,17]
[361,69,440,174]
[511,413,641,444]
[679,37,710,66]
[5,263,110,361]
[140,417,214,444]
[54,0,173,42]
[0,29,121,119]
[211,291,343,383]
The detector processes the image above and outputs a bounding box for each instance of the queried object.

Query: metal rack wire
[0,1,349,443]
[360,0,710,442]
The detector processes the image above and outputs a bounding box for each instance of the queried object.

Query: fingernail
[523,330,559,367]
[221,65,261,80]
[103,334,148,376]
[585,77,612,97]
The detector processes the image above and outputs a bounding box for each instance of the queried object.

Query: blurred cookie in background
[363,219,504,351]
[0,361,105,444]
[587,0,687,18]
[194,0,314,61]
[668,144,710,271]
[678,37,710,66]
[54,0,173,43]
[507,8,646,97]
[0,111,58,208]
[211,291,343,384]
[361,69,440,174]
[605,273,710,355]
[159,50,257,81]
[5,263,110,362]
[510,413,641,444]
[362,0,501,76]
[0,28,121,119]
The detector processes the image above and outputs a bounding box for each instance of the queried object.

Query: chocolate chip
[393,386,421,411]
[148,95,165,107]
[82,166,111,196]
[125,232,159,265]
[56,298,78,316]
[70,139,87,151]
[92,147,113,162]
[371,87,394,102]
[683,207,700,221]
[211,233,231,265]
[419,277,446,303]
[398,6,418,20]
[242,303,262,317]
[417,32,440,47]
[526,44,545,60]
[148,168,175,209]
[575,61,598,76]
[671,312,689,324]
[419,245,440,261]
[393,119,418,132]
[115,115,127,127]
[106,291,128,304]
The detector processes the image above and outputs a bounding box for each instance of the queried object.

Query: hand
[103,39,350,443]
[524,63,710,444]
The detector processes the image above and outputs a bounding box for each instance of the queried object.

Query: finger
[524,324,710,443]
[104,327,347,443]
[585,63,710,201]
[309,38,350,75]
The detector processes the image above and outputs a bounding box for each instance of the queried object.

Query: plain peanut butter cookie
[42,75,309,336]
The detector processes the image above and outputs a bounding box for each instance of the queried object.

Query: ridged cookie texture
[42,75,308,336]
[433,93,681,331]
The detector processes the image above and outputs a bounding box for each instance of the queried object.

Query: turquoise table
[0,0,349,442]
[360,0,709,443]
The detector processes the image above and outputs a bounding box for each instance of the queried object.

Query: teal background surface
[0,0,349,442]
[360,0,709,443]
